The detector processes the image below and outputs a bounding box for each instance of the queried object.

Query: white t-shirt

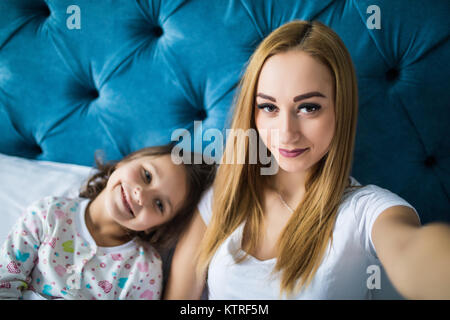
[197,177,420,300]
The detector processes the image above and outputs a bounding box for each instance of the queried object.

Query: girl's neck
[85,192,133,247]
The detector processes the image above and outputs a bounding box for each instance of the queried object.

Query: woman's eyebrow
[293,91,326,102]
[256,93,276,102]
[256,91,326,102]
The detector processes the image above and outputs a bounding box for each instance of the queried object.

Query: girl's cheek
[128,167,142,182]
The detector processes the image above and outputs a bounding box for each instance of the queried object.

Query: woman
[165,21,450,299]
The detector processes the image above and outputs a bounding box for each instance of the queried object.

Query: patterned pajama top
[0,196,162,300]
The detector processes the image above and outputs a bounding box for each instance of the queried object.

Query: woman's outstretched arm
[164,210,207,299]
[372,206,450,299]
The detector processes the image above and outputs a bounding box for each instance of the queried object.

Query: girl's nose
[133,186,143,206]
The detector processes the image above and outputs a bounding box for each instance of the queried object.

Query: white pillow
[0,153,94,243]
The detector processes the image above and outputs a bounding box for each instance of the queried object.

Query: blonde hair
[197,20,359,296]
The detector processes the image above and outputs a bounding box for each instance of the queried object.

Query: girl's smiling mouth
[120,184,135,217]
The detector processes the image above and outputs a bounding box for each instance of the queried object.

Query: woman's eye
[143,169,152,184]
[298,103,321,114]
[256,103,277,113]
[155,199,164,214]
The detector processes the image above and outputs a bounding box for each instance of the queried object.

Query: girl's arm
[0,201,43,299]
[164,210,207,299]
[372,205,450,299]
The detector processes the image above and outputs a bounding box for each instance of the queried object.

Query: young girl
[165,21,450,300]
[0,144,215,299]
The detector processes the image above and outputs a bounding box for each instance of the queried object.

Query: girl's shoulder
[132,239,163,265]
[26,196,87,220]
[30,195,84,208]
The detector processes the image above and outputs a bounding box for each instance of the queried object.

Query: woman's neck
[269,169,307,206]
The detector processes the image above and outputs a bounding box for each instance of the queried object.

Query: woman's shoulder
[343,177,401,202]
[339,177,419,258]
[340,176,419,224]
[197,186,214,225]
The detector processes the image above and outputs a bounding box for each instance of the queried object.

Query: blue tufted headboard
[0,0,449,224]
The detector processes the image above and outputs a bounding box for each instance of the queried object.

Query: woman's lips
[279,148,309,158]
[120,184,135,217]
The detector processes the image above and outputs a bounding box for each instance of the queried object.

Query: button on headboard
[0,0,449,223]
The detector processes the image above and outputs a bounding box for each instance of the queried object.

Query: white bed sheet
[0,153,94,244]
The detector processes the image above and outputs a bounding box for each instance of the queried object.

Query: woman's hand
[372,206,450,299]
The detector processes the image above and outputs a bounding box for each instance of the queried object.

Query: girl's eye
[155,199,164,214]
[256,103,277,113]
[143,169,152,184]
[298,103,321,114]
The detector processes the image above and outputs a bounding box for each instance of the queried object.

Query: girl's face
[103,154,188,232]
[255,50,336,174]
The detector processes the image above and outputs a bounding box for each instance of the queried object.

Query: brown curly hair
[79,142,216,249]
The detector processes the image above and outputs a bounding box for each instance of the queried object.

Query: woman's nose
[279,110,300,145]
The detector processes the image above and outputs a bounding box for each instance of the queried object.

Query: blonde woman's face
[255,50,335,173]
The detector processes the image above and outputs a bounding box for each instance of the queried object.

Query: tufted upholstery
[0,0,449,224]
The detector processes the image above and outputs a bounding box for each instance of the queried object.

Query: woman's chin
[277,159,311,174]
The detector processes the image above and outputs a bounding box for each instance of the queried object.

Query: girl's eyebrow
[256,91,326,102]
[163,195,173,215]
[148,163,173,214]
[148,162,162,180]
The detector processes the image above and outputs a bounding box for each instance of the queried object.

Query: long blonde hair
[197,20,359,296]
